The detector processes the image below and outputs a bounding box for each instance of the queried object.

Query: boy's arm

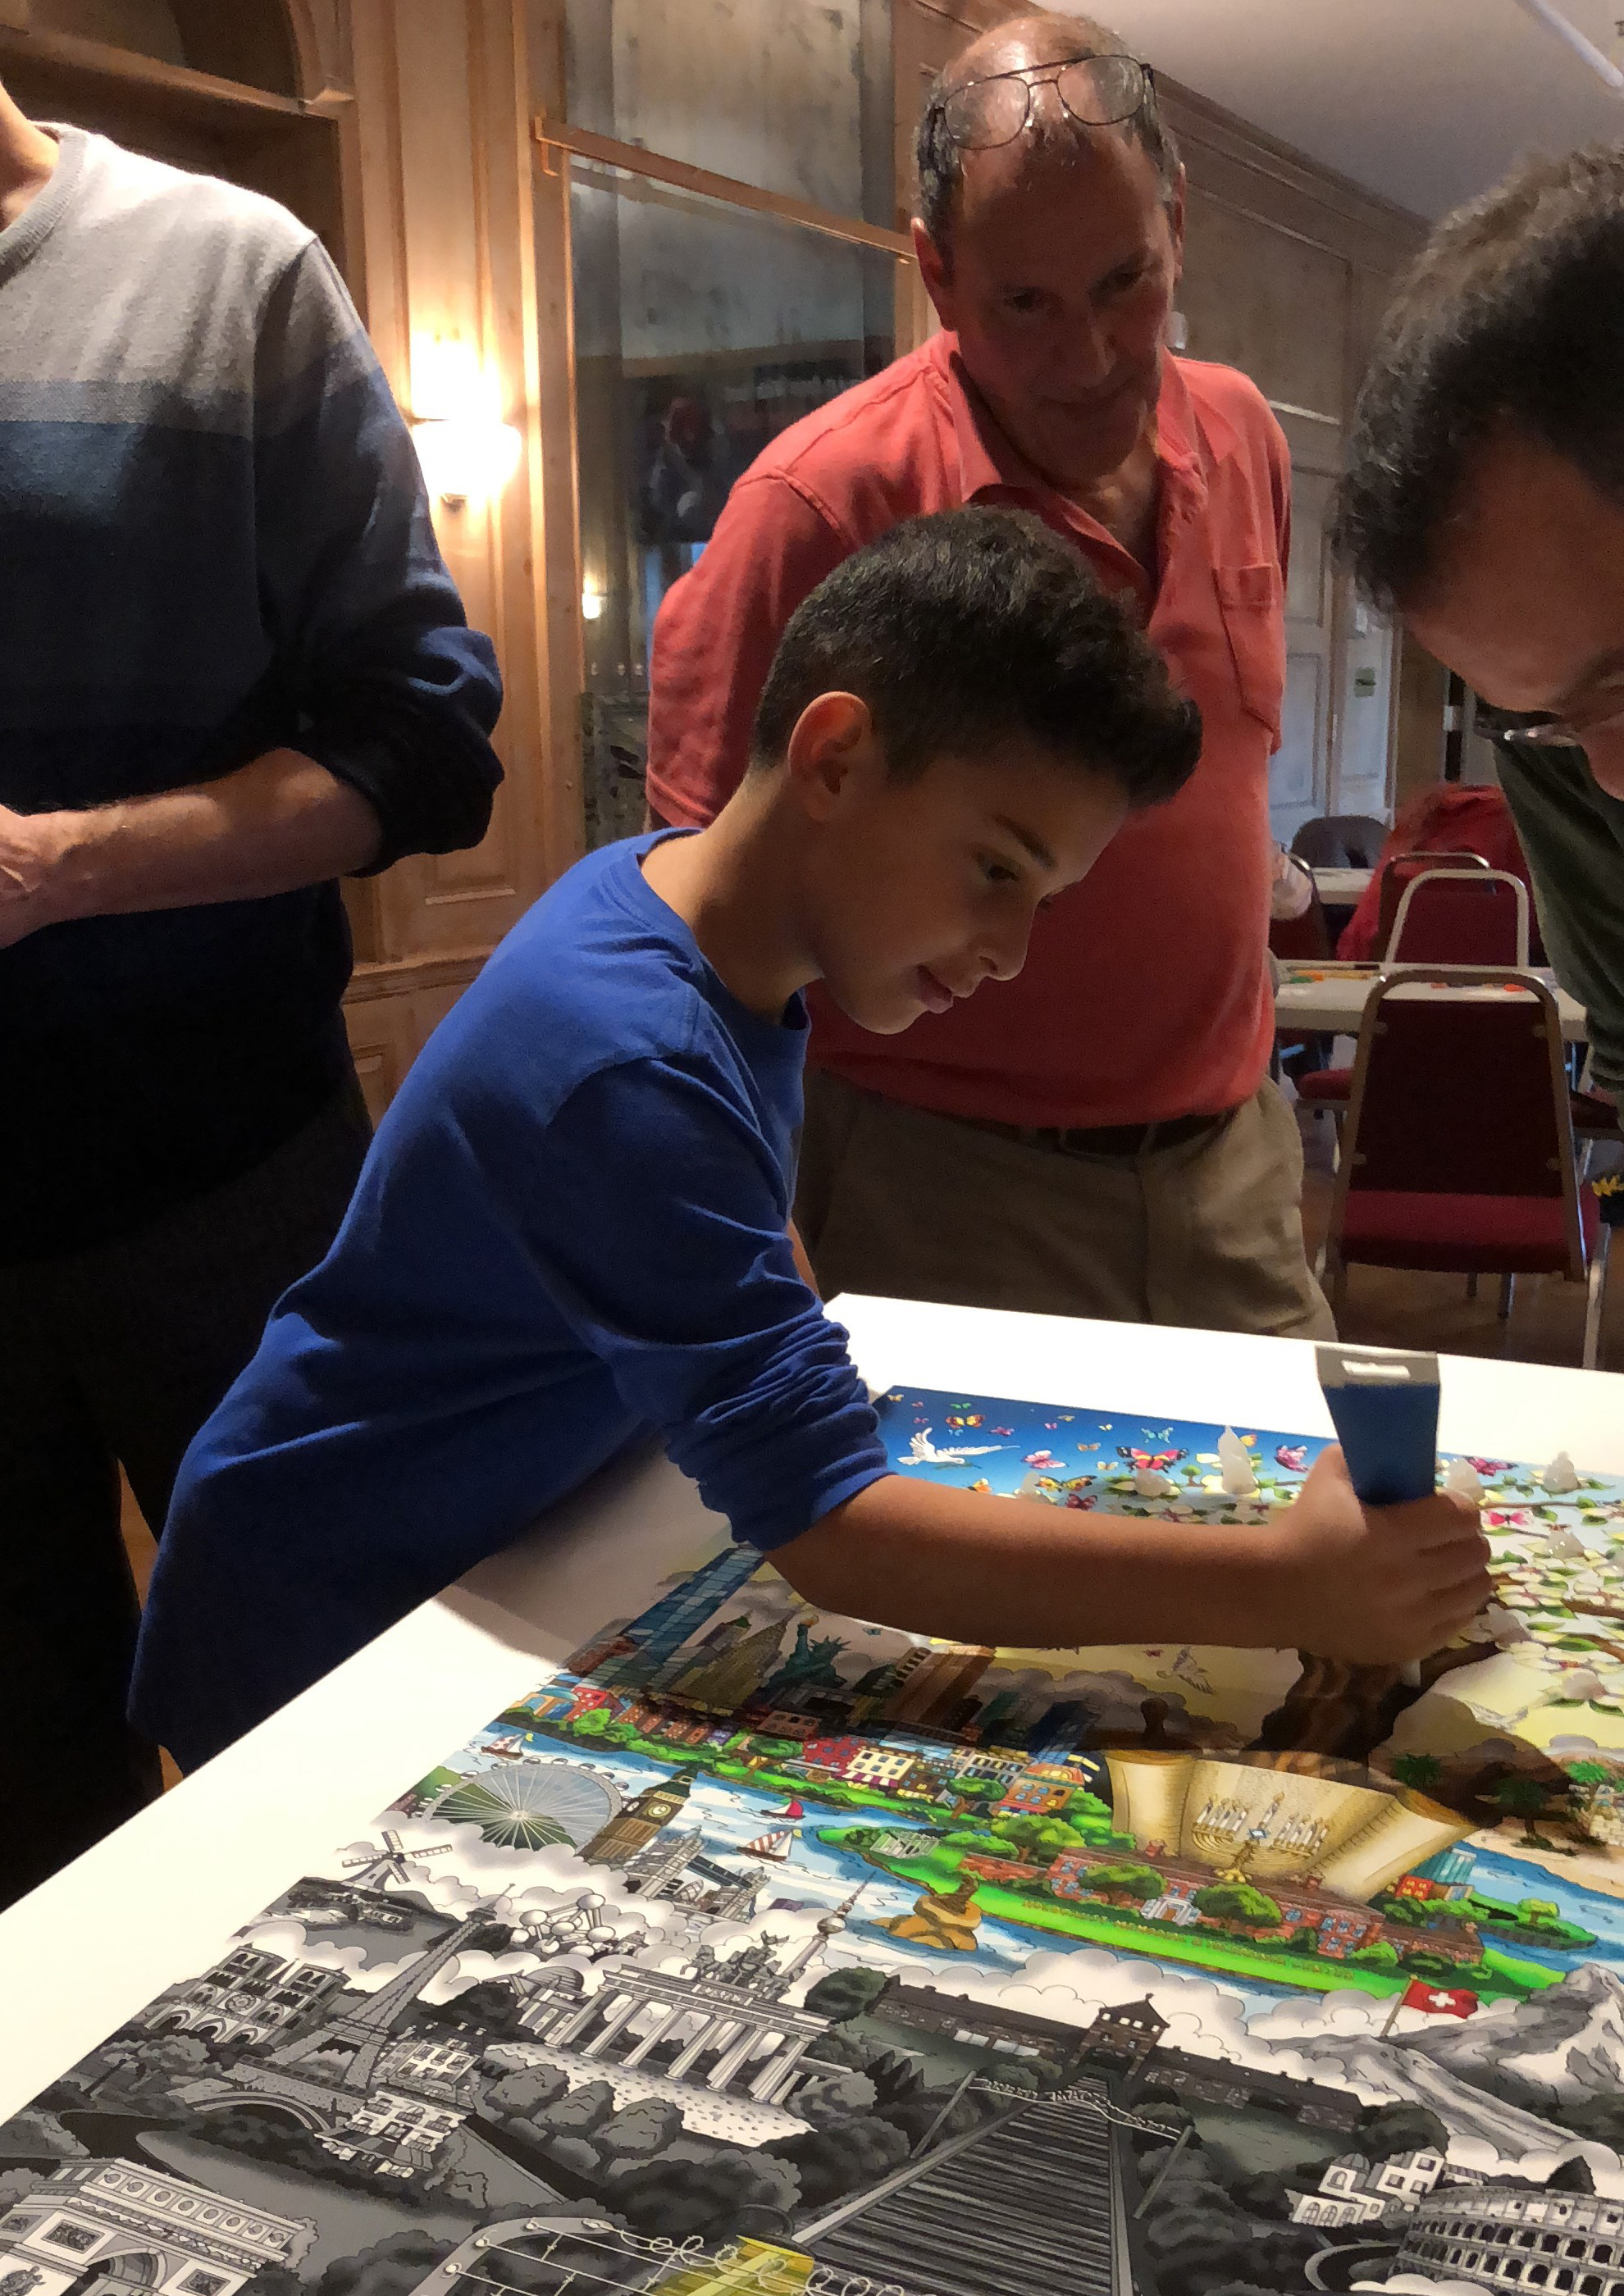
[773,1446,1491,1667]
[531,1064,1488,1667]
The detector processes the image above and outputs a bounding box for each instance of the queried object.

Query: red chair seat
[1307,1079,1612,1122]
[1295,1066,1353,1104]
[1340,1188,1599,1274]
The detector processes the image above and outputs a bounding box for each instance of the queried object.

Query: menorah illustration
[1190,1789,1333,1880]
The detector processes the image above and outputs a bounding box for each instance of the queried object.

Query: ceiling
[1052,0,1624,219]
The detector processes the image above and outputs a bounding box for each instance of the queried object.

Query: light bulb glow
[412,417,522,505]
[581,585,605,622]
[409,332,520,504]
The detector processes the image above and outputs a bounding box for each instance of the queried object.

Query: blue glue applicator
[1316,1345,1441,1684]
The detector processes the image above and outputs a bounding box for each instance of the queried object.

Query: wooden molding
[532,113,915,259]
[911,0,1019,33]
[0,21,314,119]
[527,0,588,892]
[281,0,352,104]
[1160,75,1425,272]
[344,947,490,1003]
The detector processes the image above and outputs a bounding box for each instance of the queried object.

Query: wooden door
[1178,191,1353,840]
[1273,454,1338,842]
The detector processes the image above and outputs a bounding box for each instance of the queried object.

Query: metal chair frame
[1325,968,1611,1367]
[1372,850,1490,959]
[1385,867,1532,968]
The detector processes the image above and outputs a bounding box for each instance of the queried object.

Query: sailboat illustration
[741,1797,803,1861]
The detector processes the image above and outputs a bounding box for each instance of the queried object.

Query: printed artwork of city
[19,1392,1624,2296]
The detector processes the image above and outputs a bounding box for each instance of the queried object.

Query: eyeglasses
[1489,680,1624,750]
[934,52,1155,153]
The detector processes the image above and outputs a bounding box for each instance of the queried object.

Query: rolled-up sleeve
[253,242,504,868]
[527,1055,889,1547]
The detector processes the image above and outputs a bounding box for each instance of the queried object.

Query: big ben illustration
[581,1770,693,1868]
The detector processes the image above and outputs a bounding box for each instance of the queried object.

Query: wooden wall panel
[1179,191,1349,421]
[344,0,568,995]
[343,956,487,1122]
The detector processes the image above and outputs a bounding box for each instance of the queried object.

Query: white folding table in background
[3,1292,1622,2116]
[1310,866,1373,909]
[1274,962,1590,1042]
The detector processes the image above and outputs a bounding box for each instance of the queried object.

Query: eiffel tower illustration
[267,1898,508,2096]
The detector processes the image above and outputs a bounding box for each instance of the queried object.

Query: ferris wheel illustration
[431,1758,623,1850]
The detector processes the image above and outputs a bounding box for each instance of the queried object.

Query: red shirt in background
[646,333,1290,1130]
[1336,786,1535,960]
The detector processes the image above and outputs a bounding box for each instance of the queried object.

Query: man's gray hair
[915,13,1179,254]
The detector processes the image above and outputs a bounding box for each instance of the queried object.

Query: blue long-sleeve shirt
[0,126,504,1258]
[132,835,890,1768]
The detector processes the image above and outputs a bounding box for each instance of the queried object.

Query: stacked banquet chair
[1294,863,1526,1128]
[1323,969,1611,1366]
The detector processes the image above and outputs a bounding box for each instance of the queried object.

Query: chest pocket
[1215,561,1287,742]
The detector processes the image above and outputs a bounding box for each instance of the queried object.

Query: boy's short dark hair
[1334,144,1624,608]
[750,504,1201,808]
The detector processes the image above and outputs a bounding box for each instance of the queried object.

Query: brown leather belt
[956,1106,1234,1158]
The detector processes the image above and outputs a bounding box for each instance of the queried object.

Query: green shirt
[1487,727,1624,1099]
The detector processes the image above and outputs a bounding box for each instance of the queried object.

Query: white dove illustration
[900,1427,1009,1466]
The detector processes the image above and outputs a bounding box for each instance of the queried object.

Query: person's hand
[1265,1444,1492,1664]
[0,802,77,949]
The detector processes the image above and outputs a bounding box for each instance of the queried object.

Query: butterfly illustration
[945,1413,984,1428]
[1024,1449,1057,1467]
[1119,1446,1185,1472]
[1468,1458,1512,1476]
[1065,1492,1099,1510]
[1275,1444,1308,1473]
[992,1426,1015,1437]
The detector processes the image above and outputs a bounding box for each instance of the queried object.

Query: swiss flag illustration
[1401,1979,1480,2018]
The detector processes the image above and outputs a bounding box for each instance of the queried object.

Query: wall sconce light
[409,333,522,508]
[581,585,606,622]
[413,417,522,507]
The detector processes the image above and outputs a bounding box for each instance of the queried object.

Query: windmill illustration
[340,1831,452,1890]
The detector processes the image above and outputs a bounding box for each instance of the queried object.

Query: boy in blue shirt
[134,509,1489,1768]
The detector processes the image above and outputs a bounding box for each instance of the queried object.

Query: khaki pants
[796,1070,1334,1338]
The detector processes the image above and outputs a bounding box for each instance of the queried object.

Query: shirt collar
[0,124,84,290]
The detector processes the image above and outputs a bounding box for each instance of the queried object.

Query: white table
[1312,867,1373,906]
[5,1294,1624,2113]
[1275,962,1590,1042]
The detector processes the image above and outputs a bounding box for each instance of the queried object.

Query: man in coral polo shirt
[646,11,1331,1338]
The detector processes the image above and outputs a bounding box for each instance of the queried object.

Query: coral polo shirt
[646,333,1289,1129]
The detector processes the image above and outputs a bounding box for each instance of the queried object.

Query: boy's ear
[782,691,881,820]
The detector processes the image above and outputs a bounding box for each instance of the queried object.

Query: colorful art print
[11,1396,1624,2296]
[872,1388,1624,1794]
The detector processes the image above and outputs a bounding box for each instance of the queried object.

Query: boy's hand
[1266,1445,1493,1664]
